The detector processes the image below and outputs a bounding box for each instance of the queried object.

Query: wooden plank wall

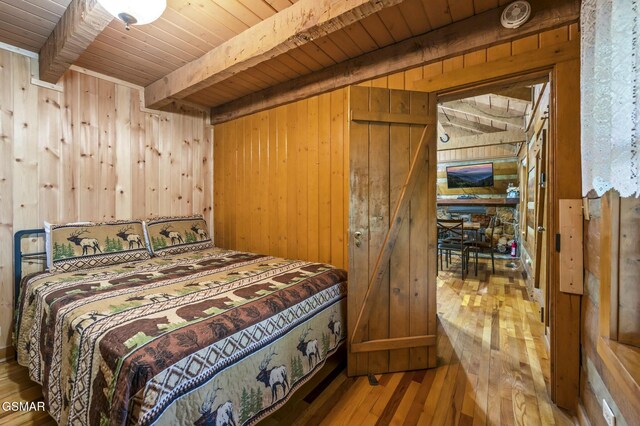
[213,90,349,269]
[212,25,577,272]
[579,195,640,426]
[437,144,518,163]
[0,49,213,353]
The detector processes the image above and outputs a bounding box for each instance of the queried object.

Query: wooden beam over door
[209,0,580,124]
[38,0,113,84]
[437,130,525,151]
[144,0,405,109]
[414,42,578,93]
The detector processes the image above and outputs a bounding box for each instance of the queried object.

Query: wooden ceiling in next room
[0,0,579,121]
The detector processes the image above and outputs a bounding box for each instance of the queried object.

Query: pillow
[45,220,91,270]
[144,215,212,256]
[49,220,150,272]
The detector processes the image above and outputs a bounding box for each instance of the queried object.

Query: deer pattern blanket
[15,247,347,426]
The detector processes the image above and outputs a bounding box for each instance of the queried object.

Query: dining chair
[464,215,497,275]
[437,219,470,279]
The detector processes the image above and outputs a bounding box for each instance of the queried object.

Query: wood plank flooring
[0,361,54,425]
[263,258,576,426]
[0,259,574,425]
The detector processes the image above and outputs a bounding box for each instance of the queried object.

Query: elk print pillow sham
[144,215,212,256]
[48,220,150,272]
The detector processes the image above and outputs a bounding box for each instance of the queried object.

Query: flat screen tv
[446,163,494,189]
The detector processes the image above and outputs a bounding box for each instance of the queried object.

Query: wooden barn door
[347,86,437,376]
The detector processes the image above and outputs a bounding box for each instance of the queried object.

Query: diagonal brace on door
[350,124,434,351]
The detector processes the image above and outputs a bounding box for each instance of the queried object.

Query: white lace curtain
[581,0,640,197]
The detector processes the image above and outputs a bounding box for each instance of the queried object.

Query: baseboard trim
[0,346,16,363]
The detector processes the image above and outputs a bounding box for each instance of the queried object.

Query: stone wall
[437,205,520,255]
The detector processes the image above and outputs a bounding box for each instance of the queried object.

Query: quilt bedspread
[15,247,347,425]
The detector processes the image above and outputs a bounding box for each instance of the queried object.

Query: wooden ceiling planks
[357,13,396,47]
[473,0,500,13]
[143,0,406,108]
[189,0,526,109]
[397,0,432,36]
[208,0,579,123]
[1,0,285,82]
[0,0,68,24]
[376,6,413,42]
[447,0,475,21]
[1,0,578,116]
[0,0,505,85]
[421,0,453,29]
[0,21,47,51]
[183,0,458,109]
[0,0,70,51]
[437,88,532,160]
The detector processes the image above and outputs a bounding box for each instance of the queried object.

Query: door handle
[354,231,362,247]
[537,226,546,233]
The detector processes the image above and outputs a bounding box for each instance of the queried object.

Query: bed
[14,235,347,426]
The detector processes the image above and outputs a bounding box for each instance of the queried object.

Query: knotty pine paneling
[213,89,349,270]
[0,48,213,352]
[212,25,577,275]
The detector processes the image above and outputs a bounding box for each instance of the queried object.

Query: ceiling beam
[438,130,525,151]
[492,86,533,102]
[144,0,405,109]
[439,100,525,129]
[439,113,505,134]
[38,0,113,84]
[209,0,579,125]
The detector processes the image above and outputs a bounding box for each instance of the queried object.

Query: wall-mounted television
[446,163,494,189]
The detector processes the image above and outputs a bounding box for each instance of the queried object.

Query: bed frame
[13,227,347,422]
[13,228,46,309]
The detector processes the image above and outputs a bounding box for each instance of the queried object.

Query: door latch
[354,231,362,248]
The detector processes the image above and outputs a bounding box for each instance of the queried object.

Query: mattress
[15,247,347,426]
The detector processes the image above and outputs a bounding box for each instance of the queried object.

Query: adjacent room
[0,1,638,426]
[433,79,559,424]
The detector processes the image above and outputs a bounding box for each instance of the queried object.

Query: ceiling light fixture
[98,0,167,30]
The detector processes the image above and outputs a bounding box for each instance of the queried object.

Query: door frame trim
[414,41,582,411]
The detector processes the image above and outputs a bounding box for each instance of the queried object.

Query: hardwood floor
[0,361,54,425]
[263,258,576,426]
[0,259,574,426]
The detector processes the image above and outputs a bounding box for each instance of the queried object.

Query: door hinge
[555,233,561,252]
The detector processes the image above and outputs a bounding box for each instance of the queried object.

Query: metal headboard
[14,228,46,309]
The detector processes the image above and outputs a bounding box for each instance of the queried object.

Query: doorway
[434,77,557,421]
[435,77,551,332]
[347,52,582,410]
